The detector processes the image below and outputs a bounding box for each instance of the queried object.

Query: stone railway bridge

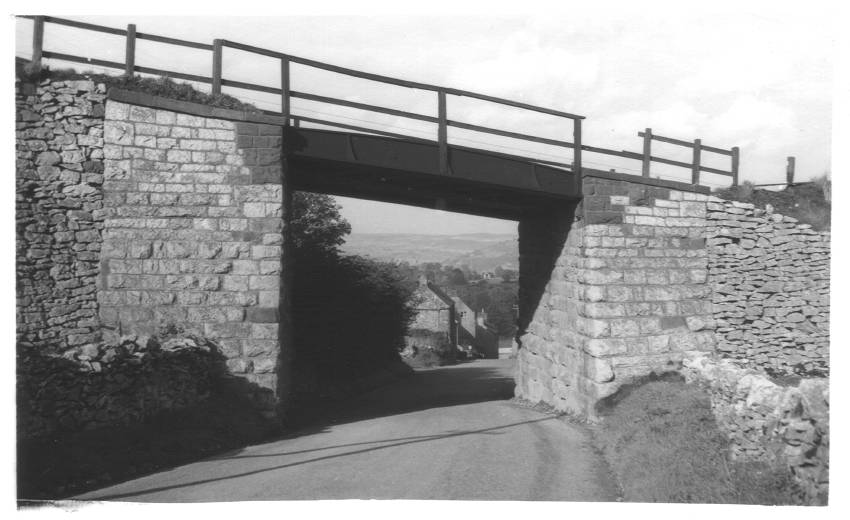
[15,17,829,425]
[16,18,830,501]
[25,86,725,421]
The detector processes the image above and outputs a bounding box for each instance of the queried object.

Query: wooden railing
[19,15,741,189]
[637,129,739,186]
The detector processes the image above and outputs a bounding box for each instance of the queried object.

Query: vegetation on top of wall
[16,60,262,113]
[713,176,831,231]
[594,378,799,505]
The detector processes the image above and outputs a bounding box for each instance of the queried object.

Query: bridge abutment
[99,98,292,419]
[516,174,715,419]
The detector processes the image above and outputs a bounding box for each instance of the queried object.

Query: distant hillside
[443,239,518,272]
[341,233,517,272]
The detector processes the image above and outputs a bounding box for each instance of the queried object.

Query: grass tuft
[714,179,831,231]
[16,59,261,113]
[594,380,798,504]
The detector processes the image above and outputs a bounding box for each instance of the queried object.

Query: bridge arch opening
[283,190,535,426]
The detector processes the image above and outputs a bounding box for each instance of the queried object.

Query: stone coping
[582,168,712,194]
[107,88,289,126]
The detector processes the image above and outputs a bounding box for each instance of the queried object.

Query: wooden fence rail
[637,129,739,186]
[19,15,740,189]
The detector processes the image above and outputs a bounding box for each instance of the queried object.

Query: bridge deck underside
[288,128,579,220]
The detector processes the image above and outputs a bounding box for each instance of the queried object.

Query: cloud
[706,95,794,142]
[444,25,600,104]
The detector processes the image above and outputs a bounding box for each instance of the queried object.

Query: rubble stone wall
[684,353,829,505]
[706,199,830,376]
[16,79,107,352]
[18,335,222,440]
[99,94,288,413]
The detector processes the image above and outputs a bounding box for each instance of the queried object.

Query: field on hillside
[341,233,518,271]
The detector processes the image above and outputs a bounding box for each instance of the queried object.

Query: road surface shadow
[284,360,517,437]
[84,414,557,501]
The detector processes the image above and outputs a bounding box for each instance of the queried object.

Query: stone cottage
[451,295,476,344]
[450,295,499,359]
[403,275,502,361]
[404,276,458,359]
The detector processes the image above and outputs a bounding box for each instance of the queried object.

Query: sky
[11,2,837,235]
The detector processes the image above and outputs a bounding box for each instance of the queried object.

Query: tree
[500,268,517,283]
[290,192,351,255]
[454,280,518,337]
[448,267,467,286]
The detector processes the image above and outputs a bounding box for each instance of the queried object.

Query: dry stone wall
[684,353,828,505]
[516,175,716,418]
[16,78,107,352]
[99,95,288,413]
[706,199,829,376]
[18,334,221,440]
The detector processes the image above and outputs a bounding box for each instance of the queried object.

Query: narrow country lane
[74,359,618,502]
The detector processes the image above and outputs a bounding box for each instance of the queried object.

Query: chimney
[419,274,428,288]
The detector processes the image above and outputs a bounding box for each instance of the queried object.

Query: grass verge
[593,377,798,504]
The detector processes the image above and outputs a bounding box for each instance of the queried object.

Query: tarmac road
[74,359,618,502]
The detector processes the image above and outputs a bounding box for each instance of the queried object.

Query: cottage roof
[426,282,455,307]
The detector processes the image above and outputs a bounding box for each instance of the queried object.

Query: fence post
[786,156,796,185]
[30,16,45,73]
[641,127,652,177]
[280,57,290,126]
[731,146,740,187]
[438,89,448,174]
[573,118,583,195]
[124,24,136,77]
[691,138,702,185]
[212,39,223,96]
